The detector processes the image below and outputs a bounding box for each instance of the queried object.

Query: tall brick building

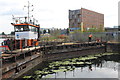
[69,8,104,31]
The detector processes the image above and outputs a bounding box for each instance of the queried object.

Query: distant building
[105,27,119,32]
[113,26,119,28]
[40,28,68,35]
[69,8,104,31]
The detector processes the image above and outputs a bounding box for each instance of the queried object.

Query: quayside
[22,53,119,79]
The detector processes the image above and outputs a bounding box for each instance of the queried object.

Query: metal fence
[69,32,120,42]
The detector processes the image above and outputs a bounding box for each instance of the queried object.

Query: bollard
[14,55,17,62]
[23,52,25,59]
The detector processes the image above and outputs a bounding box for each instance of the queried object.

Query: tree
[48,29,50,33]
[39,31,42,34]
[66,28,70,35]
[2,32,5,35]
[10,31,15,35]
[43,30,46,34]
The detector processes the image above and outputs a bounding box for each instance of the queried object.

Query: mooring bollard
[14,55,17,62]
[23,52,25,59]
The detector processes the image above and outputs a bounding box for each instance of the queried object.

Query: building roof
[81,8,104,15]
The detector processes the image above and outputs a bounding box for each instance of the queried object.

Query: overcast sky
[0,0,119,34]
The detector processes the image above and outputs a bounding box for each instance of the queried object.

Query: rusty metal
[2,42,107,79]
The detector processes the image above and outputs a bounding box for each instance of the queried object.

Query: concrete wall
[43,46,105,61]
[107,43,120,53]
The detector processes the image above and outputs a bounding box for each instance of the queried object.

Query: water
[23,53,120,79]
[42,61,118,78]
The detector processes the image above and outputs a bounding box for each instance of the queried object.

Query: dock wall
[106,43,120,53]
[43,46,105,61]
[2,42,118,79]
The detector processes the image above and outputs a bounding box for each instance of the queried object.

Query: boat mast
[24,1,33,23]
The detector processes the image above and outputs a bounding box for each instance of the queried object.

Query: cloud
[0,0,25,16]
[0,0,119,33]
[37,9,53,12]
[0,1,14,7]
[0,9,26,16]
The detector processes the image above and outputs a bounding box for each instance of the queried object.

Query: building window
[78,18,80,22]
[72,11,75,15]
[74,15,77,18]
[78,14,81,18]
[77,10,80,14]
[72,15,74,19]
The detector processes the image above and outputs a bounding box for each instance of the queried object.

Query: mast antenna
[24,1,33,23]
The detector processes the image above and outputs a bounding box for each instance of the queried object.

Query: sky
[0,0,119,34]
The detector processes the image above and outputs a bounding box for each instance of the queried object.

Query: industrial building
[69,8,104,31]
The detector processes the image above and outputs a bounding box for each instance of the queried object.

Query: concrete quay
[1,42,119,79]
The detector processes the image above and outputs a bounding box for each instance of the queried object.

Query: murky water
[42,61,118,78]
[23,53,120,79]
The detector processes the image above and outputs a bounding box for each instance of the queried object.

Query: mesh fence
[69,32,119,43]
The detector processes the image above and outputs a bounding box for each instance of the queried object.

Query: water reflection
[43,61,118,78]
[23,53,120,79]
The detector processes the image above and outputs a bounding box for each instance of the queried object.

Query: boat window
[14,25,29,32]
[29,26,37,32]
